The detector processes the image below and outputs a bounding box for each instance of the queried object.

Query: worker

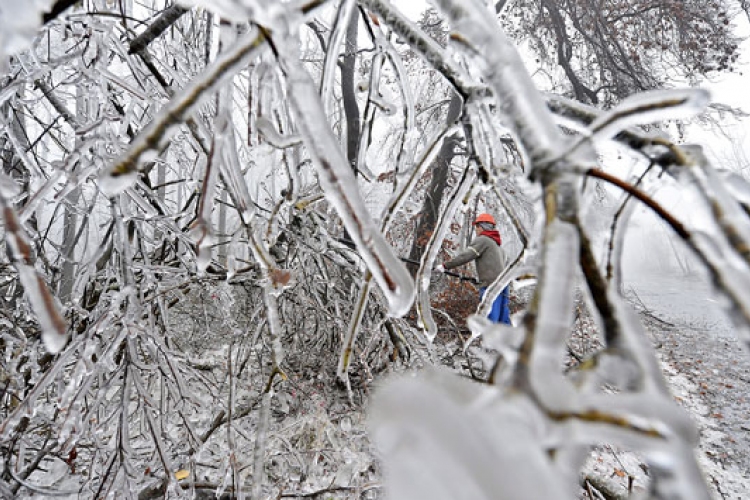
[435,213,511,324]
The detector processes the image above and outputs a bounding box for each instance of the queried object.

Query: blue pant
[480,286,511,325]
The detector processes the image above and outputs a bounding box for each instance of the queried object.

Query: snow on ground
[626,272,750,499]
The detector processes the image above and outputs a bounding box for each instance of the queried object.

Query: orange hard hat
[473,213,496,225]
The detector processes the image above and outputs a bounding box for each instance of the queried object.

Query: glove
[434,264,445,273]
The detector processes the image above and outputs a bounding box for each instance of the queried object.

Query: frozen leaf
[269,268,292,288]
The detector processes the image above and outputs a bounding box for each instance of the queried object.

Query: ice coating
[354,42,386,181]
[255,116,302,148]
[432,0,567,168]
[525,219,580,407]
[382,39,416,177]
[687,152,750,268]
[215,100,256,225]
[337,274,374,384]
[588,88,711,141]
[194,148,218,274]
[319,0,357,113]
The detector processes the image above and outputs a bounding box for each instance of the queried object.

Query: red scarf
[480,230,501,245]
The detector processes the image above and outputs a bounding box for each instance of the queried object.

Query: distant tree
[504,0,740,104]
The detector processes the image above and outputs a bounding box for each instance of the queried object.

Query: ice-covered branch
[0,193,68,353]
[432,0,572,172]
[267,23,415,317]
[102,27,269,193]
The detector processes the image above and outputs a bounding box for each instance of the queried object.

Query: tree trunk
[341,10,360,171]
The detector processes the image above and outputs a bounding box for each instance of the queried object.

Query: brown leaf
[270,268,291,287]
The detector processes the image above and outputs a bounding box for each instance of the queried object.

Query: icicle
[193,150,218,274]
[215,107,255,225]
[382,39,416,178]
[354,43,387,182]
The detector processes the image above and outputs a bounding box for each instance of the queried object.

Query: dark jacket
[444,233,506,287]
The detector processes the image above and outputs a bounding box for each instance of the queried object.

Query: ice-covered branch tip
[587,88,710,141]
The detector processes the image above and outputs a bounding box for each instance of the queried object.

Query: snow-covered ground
[625,272,750,499]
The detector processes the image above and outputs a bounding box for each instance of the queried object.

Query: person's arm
[444,238,485,270]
